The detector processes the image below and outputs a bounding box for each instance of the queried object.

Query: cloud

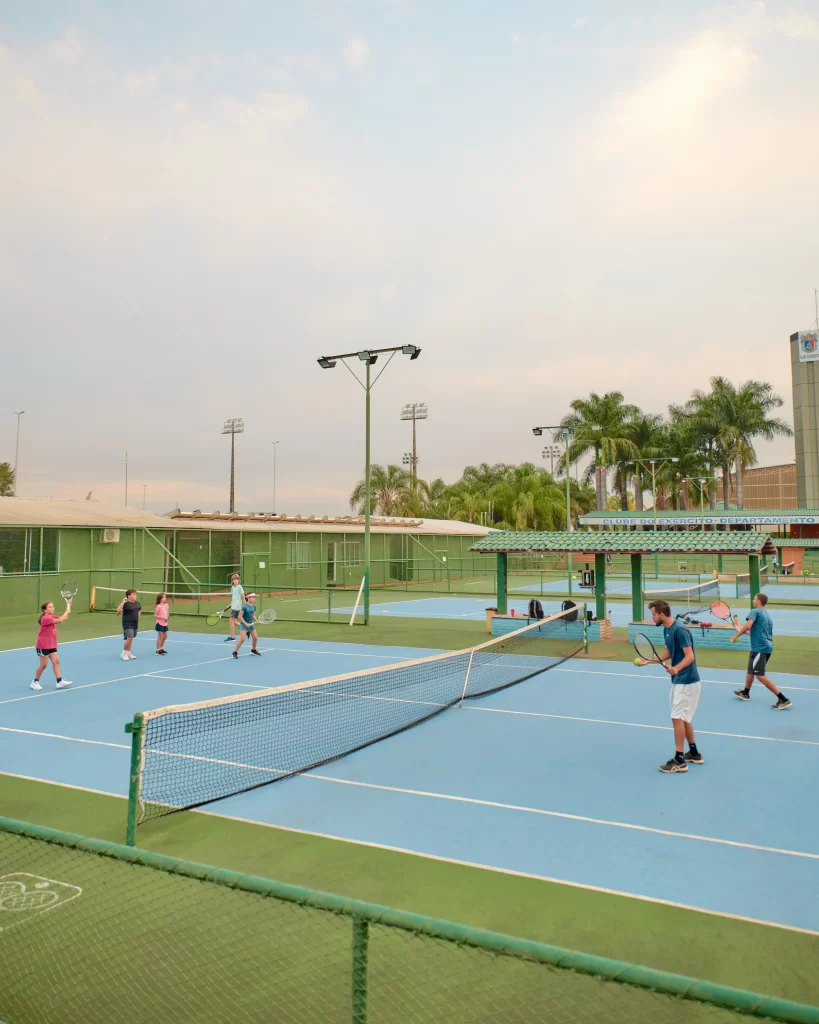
[573,17,589,29]
[345,37,370,69]
[126,70,158,96]
[50,29,83,64]
[776,8,819,38]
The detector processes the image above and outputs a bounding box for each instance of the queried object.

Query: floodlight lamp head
[358,350,378,364]
[402,344,421,359]
[532,428,543,436]
[317,357,337,369]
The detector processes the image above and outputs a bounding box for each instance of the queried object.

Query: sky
[1,0,818,515]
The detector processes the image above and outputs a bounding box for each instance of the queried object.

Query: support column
[717,554,723,574]
[594,552,606,621]
[749,554,761,606]
[631,554,643,623]
[496,553,508,615]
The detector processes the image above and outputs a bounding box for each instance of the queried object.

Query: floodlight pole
[222,418,245,514]
[317,345,422,626]
[633,457,678,531]
[271,441,280,513]
[12,411,24,497]
[124,452,128,506]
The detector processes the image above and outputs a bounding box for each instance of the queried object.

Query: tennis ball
[633,656,642,666]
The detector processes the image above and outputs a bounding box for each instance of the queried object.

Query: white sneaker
[30,680,42,691]
[120,651,130,661]
[128,652,137,660]
[56,679,73,689]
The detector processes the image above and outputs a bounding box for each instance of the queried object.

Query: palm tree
[616,413,664,513]
[349,464,412,516]
[699,378,793,508]
[561,393,640,510]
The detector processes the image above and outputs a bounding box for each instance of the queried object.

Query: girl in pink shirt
[155,593,170,656]
[31,598,73,691]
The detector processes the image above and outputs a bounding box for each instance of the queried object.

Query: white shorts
[670,682,701,722]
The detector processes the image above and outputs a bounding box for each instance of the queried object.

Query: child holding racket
[224,573,246,642]
[636,600,703,773]
[233,593,261,658]
[732,593,791,708]
[155,593,169,656]
[31,598,73,690]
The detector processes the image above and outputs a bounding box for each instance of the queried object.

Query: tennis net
[642,578,719,613]
[91,585,230,617]
[126,606,586,832]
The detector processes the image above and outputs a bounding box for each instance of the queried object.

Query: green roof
[469,530,774,555]
[580,509,819,524]
[776,538,819,548]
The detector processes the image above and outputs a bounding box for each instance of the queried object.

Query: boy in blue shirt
[232,593,262,659]
[732,593,791,709]
[638,600,703,773]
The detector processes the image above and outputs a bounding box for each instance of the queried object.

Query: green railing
[1,817,818,1023]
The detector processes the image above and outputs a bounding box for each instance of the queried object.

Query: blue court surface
[1,630,817,934]
[338,595,819,637]
[513,576,819,601]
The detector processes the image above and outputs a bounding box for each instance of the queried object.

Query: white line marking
[555,666,819,692]
[299,774,819,861]
[0,727,129,750]
[149,676,269,690]
[0,634,120,654]
[196,807,819,937]
[134,635,416,661]
[463,705,819,747]
[2,772,816,937]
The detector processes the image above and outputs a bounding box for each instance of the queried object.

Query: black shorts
[36,647,58,657]
[748,652,771,676]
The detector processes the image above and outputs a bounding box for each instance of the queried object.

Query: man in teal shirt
[733,593,791,708]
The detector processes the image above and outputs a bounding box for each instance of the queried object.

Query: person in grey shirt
[732,593,792,709]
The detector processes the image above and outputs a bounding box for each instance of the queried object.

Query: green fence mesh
[1,818,818,1024]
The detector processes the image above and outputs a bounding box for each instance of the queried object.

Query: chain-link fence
[1,818,817,1024]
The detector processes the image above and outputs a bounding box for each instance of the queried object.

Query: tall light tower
[541,443,562,478]
[13,411,24,497]
[400,402,427,485]
[271,440,280,513]
[222,418,245,514]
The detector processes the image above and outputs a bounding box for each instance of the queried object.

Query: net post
[89,585,97,612]
[352,917,369,1024]
[583,603,588,653]
[459,649,476,704]
[124,713,144,847]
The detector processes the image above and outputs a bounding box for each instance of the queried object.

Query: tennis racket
[206,604,232,627]
[60,580,78,604]
[257,608,276,625]
[710,599,739,627]
[633,631,670,672]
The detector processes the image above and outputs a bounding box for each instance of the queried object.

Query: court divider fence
[1,817,818,1024]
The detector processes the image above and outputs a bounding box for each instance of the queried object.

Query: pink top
[155,601,169,626]
[36,615,58,649]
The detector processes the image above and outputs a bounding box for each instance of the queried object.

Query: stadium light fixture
[315,345,423,625]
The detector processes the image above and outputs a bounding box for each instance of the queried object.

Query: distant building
[728,463,796,510]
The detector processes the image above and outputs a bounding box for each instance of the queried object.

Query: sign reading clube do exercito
[798,331,819,362]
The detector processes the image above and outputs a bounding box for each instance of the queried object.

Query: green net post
[594,553,606,621]
[124,714,144,847]
[748,554,761,606]
[352,917,369,1024]
[717,553,723,574]
[630,554,643,623]
[496,553,508,615]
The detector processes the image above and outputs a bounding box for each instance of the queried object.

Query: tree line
[350,377,792,527]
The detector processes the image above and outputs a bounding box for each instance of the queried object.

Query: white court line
[300,773,819,862]
[463,705,819,747]
[3,770,815,937]
[149,676,269,690]
[0,727,128,750]
[0,634,120,654]
[555,666,819,692]
[135,635,414,661]
[0,652,244,707]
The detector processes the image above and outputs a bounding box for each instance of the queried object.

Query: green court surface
[2,612,819,1013]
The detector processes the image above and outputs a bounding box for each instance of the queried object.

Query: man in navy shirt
[732,593,791,709]
[638,600,703,773]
